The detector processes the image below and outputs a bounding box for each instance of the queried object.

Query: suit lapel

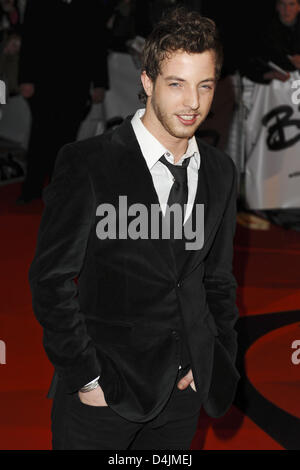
[180,140,224,280]
[106,117,177,277]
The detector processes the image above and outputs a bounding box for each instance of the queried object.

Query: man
[17,0,109,203]
[29,7,240,450]
[241,0,300,83]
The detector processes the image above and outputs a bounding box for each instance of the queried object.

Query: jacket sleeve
[203,156,239,364]
[28,143,101,393]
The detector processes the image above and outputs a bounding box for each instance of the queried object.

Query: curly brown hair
[138,6,223,104]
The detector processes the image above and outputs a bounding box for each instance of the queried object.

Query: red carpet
[246,322,300,419]
[1,182,299,450]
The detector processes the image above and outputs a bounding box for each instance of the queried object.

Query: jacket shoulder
[54,130,116,171]
[61,131,113,157]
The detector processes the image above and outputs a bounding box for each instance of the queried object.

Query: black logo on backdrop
[262,105,300,151]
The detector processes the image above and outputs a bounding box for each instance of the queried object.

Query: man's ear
[140,71,154,99]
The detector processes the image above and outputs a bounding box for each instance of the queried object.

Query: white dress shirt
[83,108,201,388]
[131,108,201,224]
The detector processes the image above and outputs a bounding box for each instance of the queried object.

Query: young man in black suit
[29,6,240,450]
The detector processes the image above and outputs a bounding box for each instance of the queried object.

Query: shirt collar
[131,108,200,170]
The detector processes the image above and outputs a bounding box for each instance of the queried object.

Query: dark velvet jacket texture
[28,116,240,423]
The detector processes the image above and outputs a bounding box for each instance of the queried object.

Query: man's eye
[169,83,180,87]
[201,85,212,90]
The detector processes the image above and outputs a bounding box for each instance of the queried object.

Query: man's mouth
[177,114,198,125]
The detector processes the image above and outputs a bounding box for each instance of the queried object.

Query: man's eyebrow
[164,76,216,83]
[164,76,186,82]
[200,78,216,83]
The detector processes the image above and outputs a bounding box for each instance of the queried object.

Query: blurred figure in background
[0,33,21,98]
[0,0,22,40]
[241,0,300,83]
[105,0,136,52]
[17,0,109,204]
[0,0,23,97]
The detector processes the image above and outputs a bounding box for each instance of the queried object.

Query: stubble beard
[150,94,203,140]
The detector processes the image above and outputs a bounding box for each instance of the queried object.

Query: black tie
[159,154,191,240]
[160,155,192,367]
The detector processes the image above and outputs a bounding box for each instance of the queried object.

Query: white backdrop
[244,72,300,209]
[103,52,142,121]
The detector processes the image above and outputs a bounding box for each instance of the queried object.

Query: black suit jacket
[29,116,240,423]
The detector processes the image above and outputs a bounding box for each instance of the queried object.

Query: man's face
[141,49,216,143]
[276,0,300,25]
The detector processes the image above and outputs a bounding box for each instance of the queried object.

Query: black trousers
[51,364,202,450]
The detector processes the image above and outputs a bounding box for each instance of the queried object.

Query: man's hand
[91,87,105,104]
[78,384,108,406]
[177,368,196,391]
[288,54,300,69]
[263,70,290,82]
[20,83,35,98]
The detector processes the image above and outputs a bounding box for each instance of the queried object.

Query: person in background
[241,0,300,83]
[17,0,109,204]
[0,0,22,41]
[0,32,20,97]
[105,0,136,52]
[0,0,22,97]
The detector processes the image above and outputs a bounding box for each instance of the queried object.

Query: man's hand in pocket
[78,384,108,406]
[177,368,196,391]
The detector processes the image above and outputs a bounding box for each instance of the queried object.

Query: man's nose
[183,88,200,110]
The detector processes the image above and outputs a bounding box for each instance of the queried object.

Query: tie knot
[159,154,190,184]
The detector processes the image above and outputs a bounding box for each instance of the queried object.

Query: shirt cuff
[83,376,100,387]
